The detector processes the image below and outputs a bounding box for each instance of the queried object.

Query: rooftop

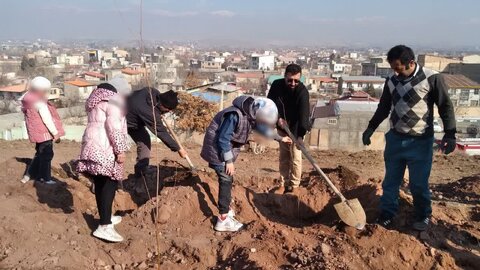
[340,76,385,83]
[121,68,143,75]
[84,71,105,79]
[0,83,27,93]
[312,99,379,119]
[235,72,265,79]
[309,76,337,83]
[338,91,379,102]
[442,74,480,89]
[207,83,241,93]
[64,79,98,87]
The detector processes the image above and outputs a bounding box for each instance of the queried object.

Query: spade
[280,123,366,230]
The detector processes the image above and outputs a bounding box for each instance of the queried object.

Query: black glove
[362,128,374,146]
[440,135,456,155]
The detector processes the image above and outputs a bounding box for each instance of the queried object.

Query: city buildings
[361,56,393,78]
[337,75,385,94]
[443,74,480,107]
[0,83,27,100]
[249,52,275,71]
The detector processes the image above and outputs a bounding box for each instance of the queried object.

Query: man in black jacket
[362,45,456,231]
[127,88,187,179]
[267,64,311,193]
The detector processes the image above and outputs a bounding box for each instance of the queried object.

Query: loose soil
[0,140,478,269]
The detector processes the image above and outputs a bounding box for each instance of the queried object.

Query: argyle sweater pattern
[368,64,456,138]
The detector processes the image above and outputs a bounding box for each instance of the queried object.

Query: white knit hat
[30,76,51,92]
[108,75,132,96]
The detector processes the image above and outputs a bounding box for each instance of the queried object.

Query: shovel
[280,123,366,230]
[161,116,196,172]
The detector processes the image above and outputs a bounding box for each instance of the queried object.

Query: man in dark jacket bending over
[267,64,311,194]
[127,88,187,179]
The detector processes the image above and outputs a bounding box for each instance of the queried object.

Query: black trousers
[92,175,118,225]
[28,140,54,181]
[211,165,233,215]
[128,128,151,176]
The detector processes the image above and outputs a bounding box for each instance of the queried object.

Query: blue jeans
[381,131,434,220]
[210,164,233,215]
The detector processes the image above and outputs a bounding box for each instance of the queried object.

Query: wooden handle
[161,116,196,171]
[281,124,347,202]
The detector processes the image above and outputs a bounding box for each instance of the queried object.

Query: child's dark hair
[387,45,415,65]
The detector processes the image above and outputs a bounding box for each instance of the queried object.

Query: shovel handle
[161,116,197,171]
[281,124,347,202]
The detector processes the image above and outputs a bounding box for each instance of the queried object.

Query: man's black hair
[285,63,302,75]
[387,45,415,65]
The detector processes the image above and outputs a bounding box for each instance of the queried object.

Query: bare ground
[0,140,479,270]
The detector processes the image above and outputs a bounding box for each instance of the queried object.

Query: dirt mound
[432,175,480,203]
[175,92,218,132]
[115,164,462,269]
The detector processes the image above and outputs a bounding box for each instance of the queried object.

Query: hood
[232,96,255,120]
[85,87,117,112]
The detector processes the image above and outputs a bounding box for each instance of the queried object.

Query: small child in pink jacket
[76,76,131,243]
[20,76,65,184]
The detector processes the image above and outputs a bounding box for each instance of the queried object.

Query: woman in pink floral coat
[77,76,131,242]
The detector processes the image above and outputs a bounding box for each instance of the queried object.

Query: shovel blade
[334,198,366,230]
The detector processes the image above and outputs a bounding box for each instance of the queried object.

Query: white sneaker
[20,175,31,184]
[227,209,235,217]
[93,224,124,242]
[214,215,243,232]
[43,180,56,185]
[39,178,56,185]
[111,215,122,225]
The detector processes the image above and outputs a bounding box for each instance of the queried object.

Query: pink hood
[85,88,116,112]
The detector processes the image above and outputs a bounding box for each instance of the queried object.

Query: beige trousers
[279,140,302,187]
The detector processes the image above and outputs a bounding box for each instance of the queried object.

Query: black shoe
[376,216,394,229]
[412,217,430,231]
[283,186,295,194]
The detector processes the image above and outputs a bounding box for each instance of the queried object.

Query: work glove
[440,135,456,155]
[362,128,374,146]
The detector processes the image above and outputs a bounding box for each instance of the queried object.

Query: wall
[0,106,86,140]
[250,55,275,70]
[64,84,80,101]
[462,55,480,63]
[448,88,480,107]
[418,55,461,72]
[340,81,384,92]
[104,69,123,81]
[309,112,389,151]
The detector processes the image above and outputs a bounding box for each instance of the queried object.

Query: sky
[1,0,480,48]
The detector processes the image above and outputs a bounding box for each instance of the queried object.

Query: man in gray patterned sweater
[362,45,456,231]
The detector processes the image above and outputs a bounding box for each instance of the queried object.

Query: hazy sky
[2,0,480,47]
